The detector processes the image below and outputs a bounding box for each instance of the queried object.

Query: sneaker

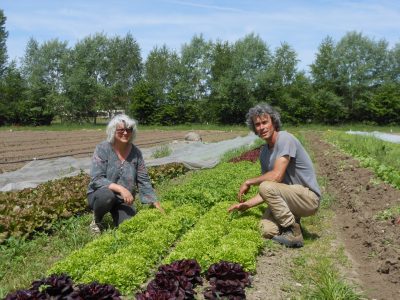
[272,222,304,248]
[90,219,101,234]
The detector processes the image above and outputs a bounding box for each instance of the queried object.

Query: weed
[151,145,172,158]
[375,205,400,221]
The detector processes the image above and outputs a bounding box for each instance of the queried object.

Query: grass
[2,119,400,132]
[0,214,96,298]
[375,205,400,221]
[289,131,363,299]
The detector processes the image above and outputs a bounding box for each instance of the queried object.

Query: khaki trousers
[259,181,319,238]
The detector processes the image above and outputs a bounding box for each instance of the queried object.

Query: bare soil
[0,129,248,173]
[306,131,400,300]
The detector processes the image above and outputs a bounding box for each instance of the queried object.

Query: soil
[0,129,248,173]
[306,131,400,300]
[245,131,400,300]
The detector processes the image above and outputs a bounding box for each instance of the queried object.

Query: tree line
[0,9,399,126]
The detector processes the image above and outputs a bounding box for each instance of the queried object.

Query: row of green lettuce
[48,161,264,295]
[324,130,400,189]
[0,163,188,243]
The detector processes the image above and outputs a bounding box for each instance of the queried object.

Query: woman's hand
[152,201,165,214]
[119,186,134,204]
[109,183,134,204]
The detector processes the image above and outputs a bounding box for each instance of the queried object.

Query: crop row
[324,131,400,189]
[164,201,264,272]
[49,160,264,295]
[0,163,188,243]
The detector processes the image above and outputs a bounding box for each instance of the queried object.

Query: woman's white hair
[106,114,137,144]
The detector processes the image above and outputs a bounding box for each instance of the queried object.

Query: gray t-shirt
[260,131,321,198]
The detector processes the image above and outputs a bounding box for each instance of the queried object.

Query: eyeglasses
[116,128,133,134]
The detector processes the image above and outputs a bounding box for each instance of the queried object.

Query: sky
[1,0,400,72]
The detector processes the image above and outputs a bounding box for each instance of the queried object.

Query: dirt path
[306,131,400,300]
[244,131,400,300]
[0,129,248,173]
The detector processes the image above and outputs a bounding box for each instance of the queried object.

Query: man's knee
[259,181,280,201]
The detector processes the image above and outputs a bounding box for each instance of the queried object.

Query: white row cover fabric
[0,132,259,192]
[346,131,400,144]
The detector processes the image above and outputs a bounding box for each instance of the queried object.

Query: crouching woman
[87,114,163,233]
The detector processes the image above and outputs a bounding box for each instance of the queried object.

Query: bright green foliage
[164,202,264,272]
[324,131,400,189]
[162,161,260,209]
[48,159,264,295]
[49,203,201,293]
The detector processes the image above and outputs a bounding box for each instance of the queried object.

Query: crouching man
[228,103,321,248]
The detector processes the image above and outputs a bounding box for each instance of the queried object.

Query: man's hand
[228,202,248,213]
[238,181,251,202]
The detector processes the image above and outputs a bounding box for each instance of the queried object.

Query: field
[0,128,248,173]
[1,127,400,299]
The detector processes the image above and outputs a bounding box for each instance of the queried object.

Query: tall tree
[64,33,109,122]
[272,42,298,87]
[208,34,272,124]
[131,45,182,124]
[20,38,64,125]
[102,33,142,114]
[335,31,390,119]
[310,36,339,92]
[0,61,26,125]
[180,34,213,102]
[0,9,8,78]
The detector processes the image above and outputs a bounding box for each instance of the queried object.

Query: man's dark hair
[246,103,282,133]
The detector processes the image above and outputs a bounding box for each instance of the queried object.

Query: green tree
[208,34,272,124]
[0,9,8,78]
[129,80,158,124]
[368,82,400,124]
[100,33,142,115]
[335,32,388,119]
[0,61,26,124]
[20,38,64,125]
[312,88,347,124]
[272,42,298,87]
[138,45,183,124]
[310,36,339,92]
[179,34,214,122]
[64,33,109,122]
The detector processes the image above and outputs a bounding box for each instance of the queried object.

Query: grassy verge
[289,131,363,299]
[0,214,95,298]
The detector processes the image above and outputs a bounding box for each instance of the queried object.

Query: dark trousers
[87,187,136,226]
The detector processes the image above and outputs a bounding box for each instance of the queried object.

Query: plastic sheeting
[346,131,400,144]
[0,132,259,192]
